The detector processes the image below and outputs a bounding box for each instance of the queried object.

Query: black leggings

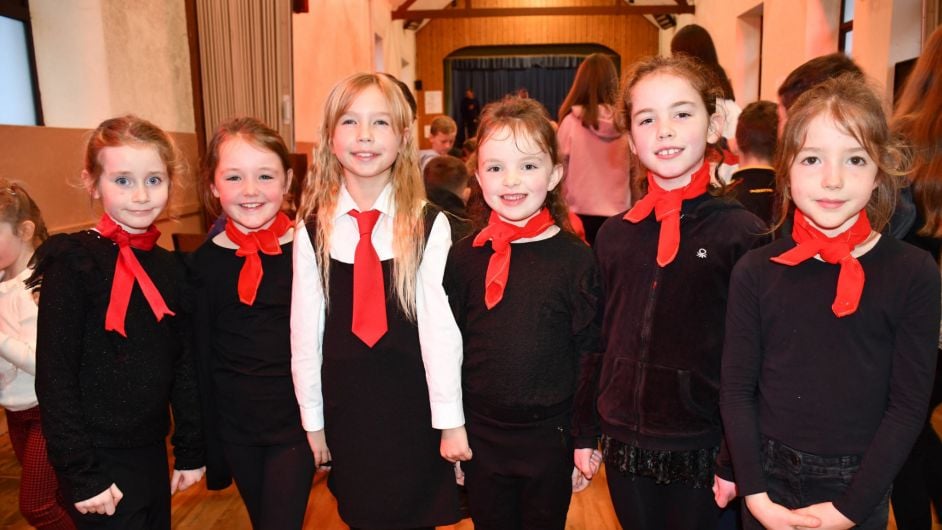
[222,440,315,530]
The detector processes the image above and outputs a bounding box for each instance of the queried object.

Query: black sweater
[189,240,306,490]
[32,231,204,503]
[720,235,940,523]
[443,230,600,427]
[574,194,767,451]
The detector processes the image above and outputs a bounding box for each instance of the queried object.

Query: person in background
[890,24,942,530]
[728,101,779,227]
[420,115,458,170]
[458,87,481,146]
[0,180,75,530]
[423,155,472,241]
[557,53,631,245]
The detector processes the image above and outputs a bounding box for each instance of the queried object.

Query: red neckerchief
[623,160,711,266]
[224,211,292,306]
[96,214,175,337]
[472,209,555,309]
[771,209,872,317]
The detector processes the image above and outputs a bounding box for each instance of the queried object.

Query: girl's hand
[793,502,854,530]
[74,483,123,515]
[712,475,738,508]
[573,448,602,480]
[440,426,472,462]
[307,430,331,467]
[745,492,822,529]
[170,466,206,494]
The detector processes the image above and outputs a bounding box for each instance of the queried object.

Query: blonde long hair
[297,73,425,319]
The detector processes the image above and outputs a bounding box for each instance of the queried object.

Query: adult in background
[458,88,481,146]
[890,25,942,530]
[557,53,630,244]
[671,24,741,183]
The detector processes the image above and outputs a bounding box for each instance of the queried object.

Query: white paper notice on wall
[424,90,443,115]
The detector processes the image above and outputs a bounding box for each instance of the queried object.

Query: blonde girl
[291,73,465,529]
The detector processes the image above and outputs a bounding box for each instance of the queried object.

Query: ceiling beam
[391,0,420,20]
[393,4,695,20]
[675,0,689,6]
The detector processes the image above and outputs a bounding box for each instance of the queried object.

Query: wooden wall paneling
[414,13,658,146]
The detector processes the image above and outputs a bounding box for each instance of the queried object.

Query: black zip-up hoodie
[573,193,767,451]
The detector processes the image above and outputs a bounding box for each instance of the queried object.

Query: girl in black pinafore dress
[291,73,467,529]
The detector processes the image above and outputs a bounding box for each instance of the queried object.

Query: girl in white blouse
[291,73,468,529]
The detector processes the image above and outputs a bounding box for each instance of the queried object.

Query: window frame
[0,0,43,125]
[838,0,854,55]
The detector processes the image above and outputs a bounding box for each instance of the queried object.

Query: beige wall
[685,0,924,106]
[293,0,416,154]
[30,0,194,132]
[0,125,202,249]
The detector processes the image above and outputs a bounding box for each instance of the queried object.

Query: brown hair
[430,115,457,136]
[423,155,469,196]
[892,26,942,237]
[297,72,424,320]
[201,116,292,217]
[0,179,48,248]
[466,96,572,232]
[83,115,184,193]
[558,53,620,129]
[736,101,779,162]
[773,74,908,233]
[618,55,725,196]
[670,24,735,100]
[778,53,862,111]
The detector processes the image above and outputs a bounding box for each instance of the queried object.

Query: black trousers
[222,440,315,530]
[463,409,573,530]
[606,468,718,530]
[742,437,889,530]
[65,444,170,530]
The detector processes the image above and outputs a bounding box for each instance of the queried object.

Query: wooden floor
[0,417,931,529]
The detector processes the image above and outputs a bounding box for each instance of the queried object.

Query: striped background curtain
[195,0,294,147]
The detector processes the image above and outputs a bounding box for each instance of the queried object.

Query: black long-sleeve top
[189,240,306,490]
[443,230,600,428]
[720,235,940,523]
[31,231,204,503]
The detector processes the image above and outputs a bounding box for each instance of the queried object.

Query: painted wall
[30,0,194,132]
[686,0,923,106]
[0,124,202,247]
[292,0,416,155]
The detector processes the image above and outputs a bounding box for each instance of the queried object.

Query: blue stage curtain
[448,55,583,138]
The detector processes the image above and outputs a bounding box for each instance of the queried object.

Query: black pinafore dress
[310,209,460,528]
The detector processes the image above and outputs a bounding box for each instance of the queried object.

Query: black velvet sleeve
[570,250,602,448]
